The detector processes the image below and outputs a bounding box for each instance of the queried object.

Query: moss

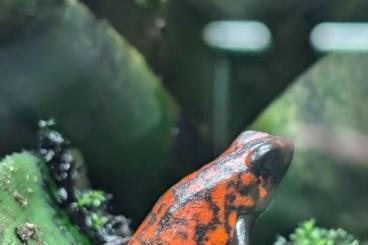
[0,152,90,244]
[88,213,109,231]
[38,122,131,243]
[274,219,360,245]
[77,191,106,209]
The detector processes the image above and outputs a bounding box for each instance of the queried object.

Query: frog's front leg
[231,215,255,245]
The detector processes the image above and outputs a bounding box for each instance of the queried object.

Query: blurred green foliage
[81,0,368,166]
[251,54,368,244]
[274,219,360,245]
[0,0,178,226]
[0,0,40,39]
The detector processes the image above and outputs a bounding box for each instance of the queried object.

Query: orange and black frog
[128,130,293,245]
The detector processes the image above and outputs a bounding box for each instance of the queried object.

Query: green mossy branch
[0,152,91,245]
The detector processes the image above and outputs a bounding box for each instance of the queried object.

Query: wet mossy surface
[38,122,132,244]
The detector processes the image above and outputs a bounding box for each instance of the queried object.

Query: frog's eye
[250,141,292,183]
[251,143,275,178]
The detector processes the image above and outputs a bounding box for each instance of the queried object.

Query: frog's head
[229,131,293,214]
[225,131,293,245]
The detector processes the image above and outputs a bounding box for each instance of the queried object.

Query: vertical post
[213,54,231,153]
[202,20,272,154]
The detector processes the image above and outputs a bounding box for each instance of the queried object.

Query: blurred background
[0,0,368,244]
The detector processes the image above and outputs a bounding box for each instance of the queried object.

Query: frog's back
[128,131,293,245]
